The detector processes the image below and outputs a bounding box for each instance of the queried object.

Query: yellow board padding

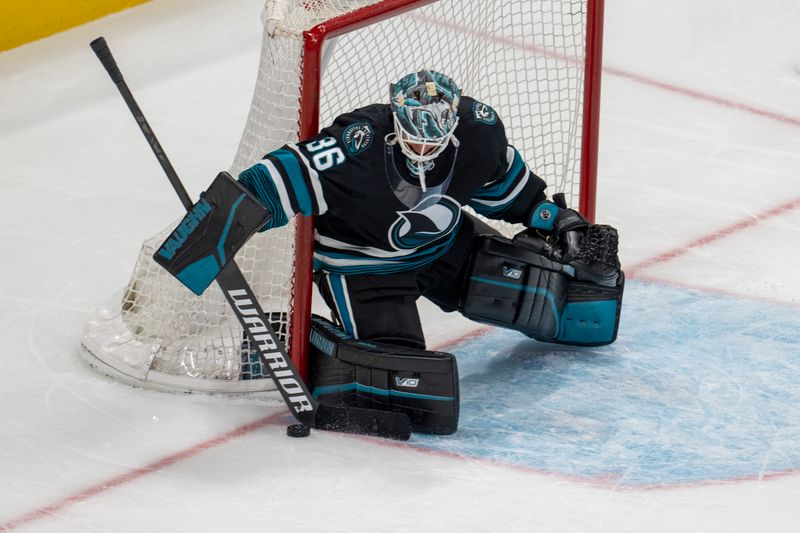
[1,0,150,52]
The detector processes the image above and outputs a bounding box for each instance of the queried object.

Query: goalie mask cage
[80,0,604,394]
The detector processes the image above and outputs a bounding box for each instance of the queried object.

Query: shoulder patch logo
[342,122,374,154]
[472,101,497,125]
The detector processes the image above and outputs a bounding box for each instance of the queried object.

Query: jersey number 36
[306,137,345,171]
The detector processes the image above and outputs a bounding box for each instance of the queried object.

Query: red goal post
[80,0,605,394]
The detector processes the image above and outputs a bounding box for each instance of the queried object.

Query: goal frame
[79,0,607,394]
[290,0,605,377]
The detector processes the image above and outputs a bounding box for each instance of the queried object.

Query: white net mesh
[80,0,597,393]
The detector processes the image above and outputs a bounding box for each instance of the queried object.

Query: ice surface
[420,282,800,487]
[1,0,800,531]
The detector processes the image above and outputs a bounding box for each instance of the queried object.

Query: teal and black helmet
[389,70,461,169]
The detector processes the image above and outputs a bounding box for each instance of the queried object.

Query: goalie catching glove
[153,172,271,295]
[460,195,624,346]
[519,192,620,287]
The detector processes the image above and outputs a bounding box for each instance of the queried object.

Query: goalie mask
[389,70,461,190]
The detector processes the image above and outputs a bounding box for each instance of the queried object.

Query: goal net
[80,0,604,394]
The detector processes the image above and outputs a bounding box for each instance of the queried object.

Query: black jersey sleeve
[237,105,391,230]
[458,97,548,225]
[237,141,329,231]
[467,144,548,224]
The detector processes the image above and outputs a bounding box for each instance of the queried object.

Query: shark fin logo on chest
[388,194,462,250]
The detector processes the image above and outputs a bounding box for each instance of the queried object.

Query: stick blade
[314,404,412,441]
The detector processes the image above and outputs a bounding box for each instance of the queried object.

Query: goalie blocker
[460,229,624,346]
[153,172,271,296]
[309,315,459,435]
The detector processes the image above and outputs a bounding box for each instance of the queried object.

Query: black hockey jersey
[238,96,547,275]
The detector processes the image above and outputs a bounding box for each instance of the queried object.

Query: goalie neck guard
[388,70,461,191]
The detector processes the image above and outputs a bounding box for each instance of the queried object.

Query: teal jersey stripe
[468,149,526,217]
[273,149,313,216]
[315,234,454,263]
[472,149,524,200]
[468,197,515,217]
[328,274,356,337]
[238,165,289,229]
[313,233,457,275]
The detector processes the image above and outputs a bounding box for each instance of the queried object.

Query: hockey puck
[286,423,311,438]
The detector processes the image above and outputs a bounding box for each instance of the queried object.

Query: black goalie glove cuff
[527,192,589,237]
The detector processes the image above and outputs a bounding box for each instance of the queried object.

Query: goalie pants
[315,214,499,350]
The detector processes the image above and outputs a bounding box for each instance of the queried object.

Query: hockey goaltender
[157,70,624,436]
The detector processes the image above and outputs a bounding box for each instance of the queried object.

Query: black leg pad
[460,235,624,346]
[309,315,459,435]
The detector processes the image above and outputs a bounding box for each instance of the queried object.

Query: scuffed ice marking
[413,281,800,487]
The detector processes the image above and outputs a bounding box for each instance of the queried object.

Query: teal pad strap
[529,201,560,231]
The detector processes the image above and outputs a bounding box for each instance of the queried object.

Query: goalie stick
[90,36,411,441]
